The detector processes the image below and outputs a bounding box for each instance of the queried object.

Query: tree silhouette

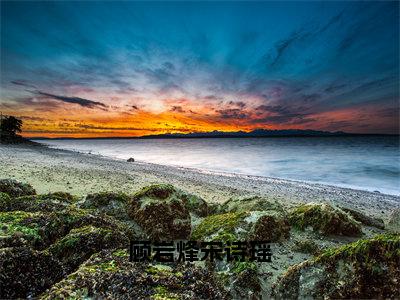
[1,116,22,137]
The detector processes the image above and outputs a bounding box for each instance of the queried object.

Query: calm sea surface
[36,136,400,196]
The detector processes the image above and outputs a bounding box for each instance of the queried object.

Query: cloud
[11,80,37,89]
[34,91,107,109]
[324,83,347,93]
[170,105,185,113]
[76,124,158,131]
[215,108,248,119]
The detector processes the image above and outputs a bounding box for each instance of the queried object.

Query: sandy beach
[1,142,398,221]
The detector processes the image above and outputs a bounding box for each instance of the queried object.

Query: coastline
[1,142,398,221]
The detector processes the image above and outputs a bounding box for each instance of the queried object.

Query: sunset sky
[0,1,399,137]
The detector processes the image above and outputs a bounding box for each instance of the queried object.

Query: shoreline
[46,143,400,197]
[1,142,399,221]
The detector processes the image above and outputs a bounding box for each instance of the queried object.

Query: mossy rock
[387,208,400,233]
[289,202,362,236]
[0,179,36,197]
[191,211,249,242]
[48,225,128,273]
[81,192,130,219]
[272,234,400,299]
[128,184,193,240]
[220,196,285,214]
[341,207,385,230]
[0,208,133,249]
[231,266,261,299]
[3,192,75,212]
[291,239,320,255]
[249,211,290,242]
[192,210,290,242]
[41,250,228,299]
[0,247,64,299]
[132,184,209,217]
[0,192,11,210]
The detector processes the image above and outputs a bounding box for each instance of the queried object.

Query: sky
[0,1,399,137]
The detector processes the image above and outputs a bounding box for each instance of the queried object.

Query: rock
[48,225,128,273]
[272,234,400,299]
[41,249,228,299]
[192,210,290,242]
[0,208,133,249]
[249,211,290,242]
[291,239,320,255]
[127,157,135,162]
[289,203,362,236]
[0,179,36,197]
[0,192,11,210]
[81,192,130,220]
[341,207,385,230]
[3,192,75,212]
[220,196,285,214]
[191,211,248,242]
[230,262,261,299]
[128,184,192,240]
[0,247,64,299]
[387,208,400,233]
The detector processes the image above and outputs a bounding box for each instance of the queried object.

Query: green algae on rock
[0,247,64,299]
[192,210,290,243]
[191,211,248,242]
[0,208,133,249]
[40,250,228,300]
[48,225,128,273]
[289,202,362,236]
[272,234,400,299]
[128,184,193,240]
[0,179,36,197]
[341,206,385,230]
[291,239,321,255]
[0,192,11,210]
[2,192,76,212]
[248,211,290,242]
[387,208,400,233]
[131,183,209,217]
[81,192,130,219]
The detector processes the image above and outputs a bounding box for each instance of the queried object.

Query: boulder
[128,184,191,240]
[220,196,285,214]
[387,208,400,233]
[127,184,210,240]
[249,211,290,242]
[0,247,64,299]
[0,192,11,210]
[289,202,362,236]
[0,208,133,249]
[192,210,290,243]
[291,239,320,255]
[128,184,192,240]
[3,192,75,212]
[127,157,135,162]
[272,234,400,299]
[81,192,130,220]
[341,207,385,230]
[41,249,228,299]
[0,179,36,197]
[132,184,208,217]
[48,225,128,273]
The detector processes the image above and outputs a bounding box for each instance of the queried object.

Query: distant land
[31,129,398,140]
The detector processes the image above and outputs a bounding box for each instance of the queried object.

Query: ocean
[36,136,400,196]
